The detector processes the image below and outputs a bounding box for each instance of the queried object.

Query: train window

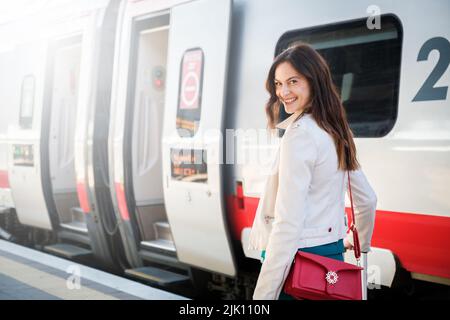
[170,148,207,183]
[276,15,402,137]
[19,75,35,129]
[176,48,204,137]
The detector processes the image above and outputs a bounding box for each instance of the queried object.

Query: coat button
[328,228,332,232]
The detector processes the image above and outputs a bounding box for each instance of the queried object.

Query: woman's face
[274,61,311,114]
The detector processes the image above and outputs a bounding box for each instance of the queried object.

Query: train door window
[276,15,402,137]
[19,75,35,129]
[176,48,204,137]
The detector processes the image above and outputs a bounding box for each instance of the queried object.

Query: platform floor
[0,240,188,300]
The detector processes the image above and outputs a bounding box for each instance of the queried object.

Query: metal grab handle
[361,253,368,300]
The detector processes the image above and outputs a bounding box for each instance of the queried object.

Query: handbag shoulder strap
[347,171,361,260]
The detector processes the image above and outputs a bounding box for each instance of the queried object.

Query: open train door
[162,0,235,276]
[7,43,54,231]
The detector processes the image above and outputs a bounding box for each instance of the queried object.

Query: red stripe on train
[76,182,91,213]
[226,194,450,280]
[0,170,9,188]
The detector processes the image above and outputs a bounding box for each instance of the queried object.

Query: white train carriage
[107,0,450,293]
[0,0,449,298]
[226,0,450,288]
[0,0,127,270]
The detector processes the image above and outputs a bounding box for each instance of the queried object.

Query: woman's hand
[344,238,354,251]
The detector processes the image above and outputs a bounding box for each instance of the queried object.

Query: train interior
[121,16,196,290]
[47,39,85,234]
[130,26,171,254]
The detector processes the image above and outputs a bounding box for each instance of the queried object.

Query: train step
[141,239,176,253]
[153,221,173,242]
[60,221,88,234]
[71,207,86,224]
[59,207,88,234]
[44,243,92,260]
[125,266,190,287]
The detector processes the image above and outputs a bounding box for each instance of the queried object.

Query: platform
[0,240,189,300]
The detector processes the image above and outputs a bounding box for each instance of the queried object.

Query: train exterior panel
[225,0,450,283]
[0,0,449,296]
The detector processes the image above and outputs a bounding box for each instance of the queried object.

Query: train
[0,0,449,299]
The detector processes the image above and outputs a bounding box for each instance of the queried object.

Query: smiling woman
[264,43,359,171]
[274,62,311,114]
[249,43,377,300]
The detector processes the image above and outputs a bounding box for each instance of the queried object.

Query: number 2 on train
[413,37,450,102]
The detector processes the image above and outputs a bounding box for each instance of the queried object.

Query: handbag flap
[290,251,363,300]
[297,251,363,272]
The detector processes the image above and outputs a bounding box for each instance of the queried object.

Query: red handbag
[283,172,364,300]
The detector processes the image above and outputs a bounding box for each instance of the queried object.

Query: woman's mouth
[283,97,297,105]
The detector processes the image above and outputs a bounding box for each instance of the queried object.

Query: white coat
[248,111,377,300]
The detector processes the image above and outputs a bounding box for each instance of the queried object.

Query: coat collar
[275,110,305,130]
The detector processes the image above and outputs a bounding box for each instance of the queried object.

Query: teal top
[260,239,344,262]
[260,239,345,300]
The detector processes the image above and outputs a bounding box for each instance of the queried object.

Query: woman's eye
[289,79,298,85]
[275,82,281,87]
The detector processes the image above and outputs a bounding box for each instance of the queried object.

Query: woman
[248,43,377,300]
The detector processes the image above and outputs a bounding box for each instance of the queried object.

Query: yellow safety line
[0,256,119,300]
[127,270,161,282]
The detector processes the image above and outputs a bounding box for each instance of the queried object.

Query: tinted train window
[276,15,402,137]
[176,48,204,137]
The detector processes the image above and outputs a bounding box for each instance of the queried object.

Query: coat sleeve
[345,169,377,253]
[253,127,317,300]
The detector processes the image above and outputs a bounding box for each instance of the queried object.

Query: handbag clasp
[325,271,339,285]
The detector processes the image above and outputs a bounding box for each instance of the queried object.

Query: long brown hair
[265,43,360,171]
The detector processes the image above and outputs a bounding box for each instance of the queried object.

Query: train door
[41,4,125,267]
[108,0,235,288]
[109,5,193,285]
[110,7,179,278]
[45,36,84,237]
[161,0,236,276]
[7,40,53,232]
[72,0,125,271]
[35,35,98,260]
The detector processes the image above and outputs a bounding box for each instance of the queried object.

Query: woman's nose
[281,83,290,96]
